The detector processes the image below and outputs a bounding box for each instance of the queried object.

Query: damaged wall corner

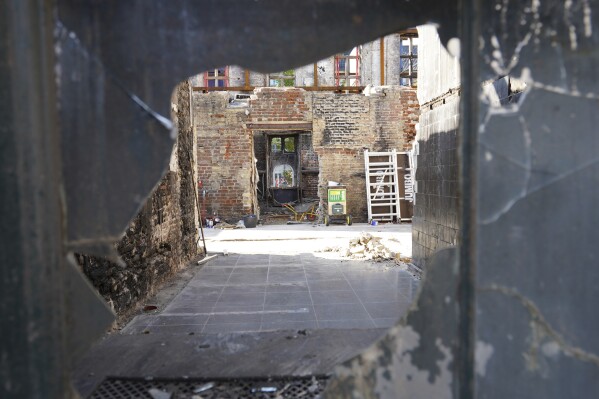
[76,81,200,315]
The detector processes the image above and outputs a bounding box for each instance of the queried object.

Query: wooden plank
[197,254,218,265]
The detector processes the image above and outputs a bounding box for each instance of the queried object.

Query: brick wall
[313,87,419,222]
[412,94,460,268]
[193,87,419,223]
[250,87,310,121]
[299,132,319,198]
[194,92,257,221]
[77,82,199,315]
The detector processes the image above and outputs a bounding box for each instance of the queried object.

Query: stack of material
[346,232,395,260]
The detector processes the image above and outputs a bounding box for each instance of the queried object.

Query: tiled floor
[122,253,418,335]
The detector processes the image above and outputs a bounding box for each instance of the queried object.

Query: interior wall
[194,92,257,221]
[76,82,199,315]
[411,25,461,268]
[312,87,419,222]
[193,87,418,222]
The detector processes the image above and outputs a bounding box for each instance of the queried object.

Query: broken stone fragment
[359,232,373,244]
[350,245,365,254]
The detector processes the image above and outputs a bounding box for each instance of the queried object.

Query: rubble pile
[346,232,395,261]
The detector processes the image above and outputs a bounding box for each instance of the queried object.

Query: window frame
[334,47,361,87]
[399,32,418,87]
[203,66,229,88]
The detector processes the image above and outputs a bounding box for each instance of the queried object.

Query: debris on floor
[320,232,397,261]
[214,221,243,229]
[346,233,394,260]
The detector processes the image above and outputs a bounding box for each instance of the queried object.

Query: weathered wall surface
[412,94,460,268]
[411,25,461,268]
[416,24,461,105]
[313,87,419,222]
[194,92,257,221]
[193,87,417,222]
[250,87,311,121]
[299,132,319,199]
[77,82,199,315]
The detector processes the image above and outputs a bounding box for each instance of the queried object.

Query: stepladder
[364,149,413,222]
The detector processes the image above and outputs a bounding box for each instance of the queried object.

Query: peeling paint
[481,284,599,368]
[475,341,494,377]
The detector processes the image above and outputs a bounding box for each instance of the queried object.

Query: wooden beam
[244,121,312,131]
[313,63,319,87]
[380,37,385,86]
[244,69,250,88]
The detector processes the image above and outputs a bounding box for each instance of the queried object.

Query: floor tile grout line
[201,258,235,333]
[301,258,320,328]
[259,255,271,331]
[342,271,378,328]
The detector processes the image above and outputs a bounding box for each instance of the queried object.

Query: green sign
[328,189,346,202]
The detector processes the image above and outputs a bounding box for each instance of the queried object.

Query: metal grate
[89,376,329,399]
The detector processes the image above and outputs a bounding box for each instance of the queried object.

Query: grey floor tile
[188,278,230,287]
[354,289,409,303]
[206,312,263,324]
[346,278,395,291]
[120,315,157,334]
[363,301,410,319]
[221,285,266,295]
[151,315,210,326]
[207,259,239,267]
[264,291,312,306]
[310,290,361,305]
[373,318,399,328]
[230,266,269,274]
[269,266,304,274]
[234,263,270,269]
[198,266,234,275]
[305,270,344,281]
[216,292,265,306]
[212,304,264,313]
[145,325,204,334]
[308,279,353,292]
[341,270,386,279]
[266,282,309,293]
[227,273,268,284]
[317,319,376,329]
[261,320,318,332]
[178,286,223,296]
[174,290,222,303]
[202,322,262,333]
[395,279,415,290]
[237,256,270,264]
[269,255,299,264]
[162,303,216,314]
[267,271,306,283]
[313,303,370,320]
[192,273,231,283]
[261,306,315,322]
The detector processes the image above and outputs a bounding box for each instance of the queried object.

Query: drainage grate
[89,376,329,399]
